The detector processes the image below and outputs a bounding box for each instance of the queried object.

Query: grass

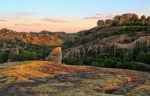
[0,61,91,80]
[0,61,150,96]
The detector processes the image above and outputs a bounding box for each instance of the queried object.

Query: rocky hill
[63,13,150,59]
[0,28,77,47]
[0,28,77,63]
[0,61,150,96]
[63,29,150,58]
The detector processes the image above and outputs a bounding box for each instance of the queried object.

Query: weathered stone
[120,13,139,22]
[145,16,150,25]
[105,19,113,25]
[46,47,62,64]
[141,15,146,20]
[97,20,104,26]
[63,35,150,59]
[113,15,120,21]
[11,45,19,54]
[146,16,150,20]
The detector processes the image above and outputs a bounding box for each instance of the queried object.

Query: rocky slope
[0,61,150,96]
[63,31,150,58]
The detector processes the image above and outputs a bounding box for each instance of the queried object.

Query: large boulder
[46,47,62,64]
[105,19,113,25]
[113,15,120,21]
[97,20,105,26]
[120,13,139,22]
[145,16,150,25]
[141,15,146,20]
[138,15,146,25]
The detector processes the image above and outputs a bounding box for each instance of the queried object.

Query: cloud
[16,12,37,16]
[32,23,47,26]
[43,18,68,22]
[84,13,118,20]
[96,13,102,16]
[15,24,30,26]
[15,23,47,26]
[84,16,102,19]
[0,20,7,21]
[3,16,9,18]
[105,13,116,18]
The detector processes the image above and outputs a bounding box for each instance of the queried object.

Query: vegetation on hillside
[62,47,150,71]
[0,44,53,63]
[63,26,150,48]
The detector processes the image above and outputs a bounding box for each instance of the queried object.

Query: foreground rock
[46,47,62,64]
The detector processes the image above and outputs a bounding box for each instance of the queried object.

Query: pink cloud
[84,16,101,19]
[3,16,9,18]
[15,23,47,26]
[16,12,37,16]
[85,13,119,20]
[96,13,103,16]
[15,24,30,26]
[105,14,115,18]
[0,20,7,21]
[43,18,68,22]
[32,23,47,26]
[105,13,120,19]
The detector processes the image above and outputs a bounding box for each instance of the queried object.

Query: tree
[116,48,128,59]
[136,51,146,63]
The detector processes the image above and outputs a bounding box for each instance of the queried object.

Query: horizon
[0,0,150,33]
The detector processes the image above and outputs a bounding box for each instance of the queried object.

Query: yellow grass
[1,61,91,80]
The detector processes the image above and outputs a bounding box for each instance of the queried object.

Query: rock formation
[105,19,113,25]
[97,13,150,27]
[97,20,105,26]
[46,47,62,64]
[63,33,150,59]
[146,16,150,25]
[119,13,139,22]
[11,45,19,54]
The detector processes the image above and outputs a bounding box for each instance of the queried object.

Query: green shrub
[62,57,83,65]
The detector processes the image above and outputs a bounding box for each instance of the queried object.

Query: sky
[0,0,150,33]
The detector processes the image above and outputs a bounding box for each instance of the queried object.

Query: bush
[62,57,83,65]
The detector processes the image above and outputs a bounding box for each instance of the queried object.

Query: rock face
[63,33,150,59]
[46,47,62,64]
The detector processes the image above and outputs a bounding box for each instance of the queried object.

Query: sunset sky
[0,0,150,33]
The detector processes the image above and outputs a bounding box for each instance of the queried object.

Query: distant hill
[0,28,76,63]
[0,28,77,46]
